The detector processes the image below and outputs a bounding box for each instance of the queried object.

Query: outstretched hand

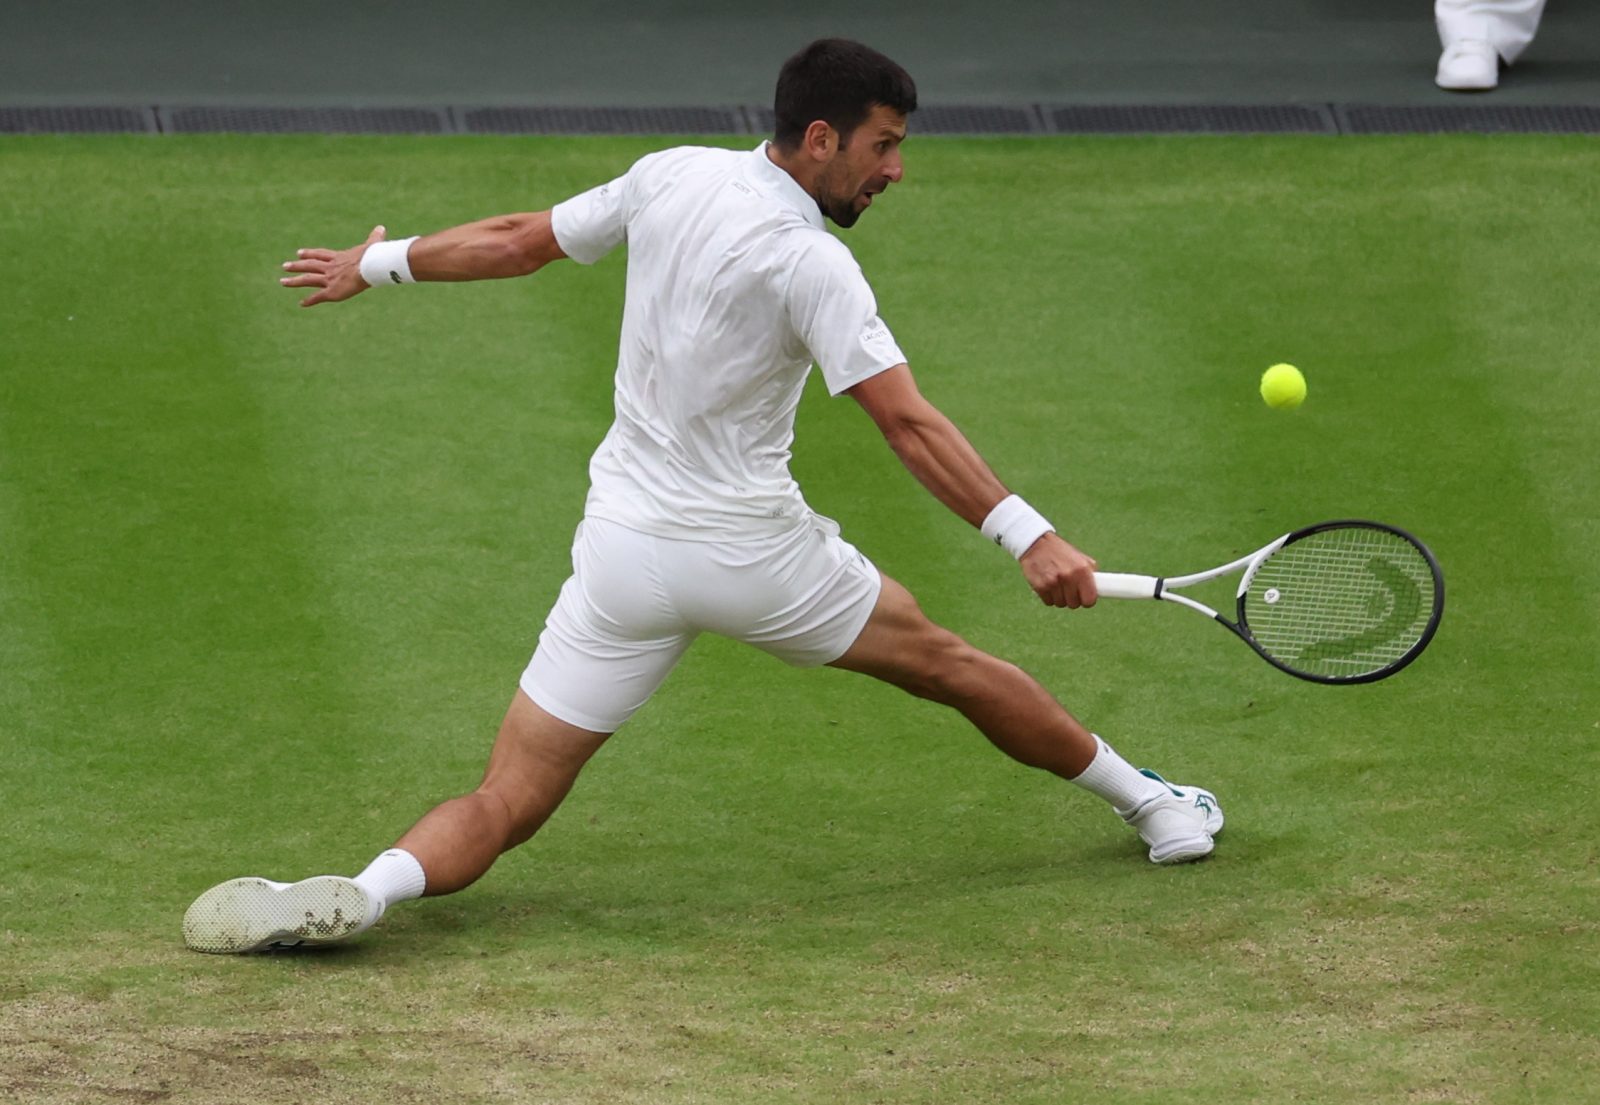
[279,224,388,307]
[1020,532,1099,609]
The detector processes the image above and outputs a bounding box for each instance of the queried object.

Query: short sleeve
[551,173,629,265]
[785,239,907,396]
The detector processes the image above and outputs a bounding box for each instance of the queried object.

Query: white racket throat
[1095,535,1289,617]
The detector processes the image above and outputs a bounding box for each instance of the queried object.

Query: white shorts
[520,515,882,733]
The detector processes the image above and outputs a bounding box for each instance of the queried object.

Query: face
[814,104,907,228]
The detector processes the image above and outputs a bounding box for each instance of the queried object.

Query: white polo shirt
[550,143,907,541]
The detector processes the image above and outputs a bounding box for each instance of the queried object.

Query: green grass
[2,133,1597,1104]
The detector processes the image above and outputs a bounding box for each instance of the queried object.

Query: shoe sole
[182,876,373,954]
[1149,833,1215,865]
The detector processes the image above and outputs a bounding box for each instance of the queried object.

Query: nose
[883,149,904,184]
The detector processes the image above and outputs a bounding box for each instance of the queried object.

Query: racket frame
[1094,520,1444,685]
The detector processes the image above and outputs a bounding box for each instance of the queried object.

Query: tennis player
[184,38,1223,954]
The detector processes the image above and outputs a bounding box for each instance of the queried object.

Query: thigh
[481,689,612,796]
[825,571,970,687]
[520,519,695,733]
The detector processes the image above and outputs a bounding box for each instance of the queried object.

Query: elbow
[502,238,542,277]
[875,395,939,448]
[879,413,926,460]
[506,211,563,276]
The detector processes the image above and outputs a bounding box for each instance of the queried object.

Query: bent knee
[896,630,996,704]
[473,786,546,850]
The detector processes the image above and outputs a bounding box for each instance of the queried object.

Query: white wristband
[358,236,420,287]
[981,494,1055,560]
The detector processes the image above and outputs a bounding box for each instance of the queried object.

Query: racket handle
[1093,572,1162,600]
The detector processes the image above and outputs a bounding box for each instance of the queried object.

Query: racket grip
[1093,572,1161,600]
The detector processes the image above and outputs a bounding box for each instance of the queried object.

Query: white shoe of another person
[1122,770,1225,865]
[183,875,379,953]
[1437,40,1499,91]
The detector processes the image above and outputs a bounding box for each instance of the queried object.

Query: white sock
[1070,735,1167,816]
[352,848,427,923]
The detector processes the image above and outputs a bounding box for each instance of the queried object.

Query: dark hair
[773,38,917,150]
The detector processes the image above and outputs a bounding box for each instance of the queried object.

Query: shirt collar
[748,141,825,229]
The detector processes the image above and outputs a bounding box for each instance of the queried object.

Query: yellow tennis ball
[1260,363,1307,409]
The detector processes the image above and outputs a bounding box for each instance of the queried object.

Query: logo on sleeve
[860,316,898,358]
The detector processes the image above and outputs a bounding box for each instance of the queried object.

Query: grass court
[1,133,1597,1103]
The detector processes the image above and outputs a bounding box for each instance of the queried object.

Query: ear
[801,119,837,161]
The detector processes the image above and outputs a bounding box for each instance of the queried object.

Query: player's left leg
[392,690,610,894]
[827,573,1223,864]
[183,517,691,953]
[181,692,611,954]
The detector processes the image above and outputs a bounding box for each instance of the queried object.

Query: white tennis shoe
[1437,40,1498,91]
[1123,769,1224,865]
[182,875,379,954]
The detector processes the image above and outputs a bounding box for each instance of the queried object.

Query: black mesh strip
[0,105,158,134]
[6,103,1597,136]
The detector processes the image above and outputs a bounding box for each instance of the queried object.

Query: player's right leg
[827,573,1223,864]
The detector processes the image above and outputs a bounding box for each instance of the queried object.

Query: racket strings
[1243,527,1438,679]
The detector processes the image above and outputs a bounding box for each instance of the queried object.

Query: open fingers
[277,236,379,308]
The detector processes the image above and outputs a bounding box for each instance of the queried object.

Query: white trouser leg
[1436,0,1547,63]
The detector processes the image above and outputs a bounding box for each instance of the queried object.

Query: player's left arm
[846,364,1098,609]
[280,212,568,308]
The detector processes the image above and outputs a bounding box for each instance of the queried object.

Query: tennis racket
[1093,520,1444,684]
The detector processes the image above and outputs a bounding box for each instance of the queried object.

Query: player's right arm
[847,365,1099,610]
[279,213,568,308]
[784,236,1098,609]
